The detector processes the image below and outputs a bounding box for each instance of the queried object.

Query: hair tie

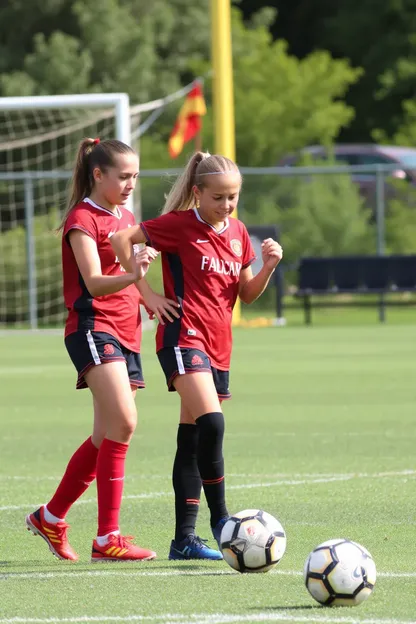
[93,138,100,145]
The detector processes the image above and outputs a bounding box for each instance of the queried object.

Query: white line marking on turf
[1,469,414,481]
[2,469,415,512]
[1,613,416,624]
[0,568,414,582]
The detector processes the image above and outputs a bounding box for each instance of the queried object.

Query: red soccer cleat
[25,506,79,561]
[91,534,157,562]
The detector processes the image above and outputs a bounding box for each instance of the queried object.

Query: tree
[193,8,361,165]
[238,0,416,145]
[0,0,212,102]
[0,2,360,169]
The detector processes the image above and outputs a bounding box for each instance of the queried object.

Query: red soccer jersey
[62,198,142,352]
[141,208,256,369]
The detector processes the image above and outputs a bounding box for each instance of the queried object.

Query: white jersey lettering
[201,255,241,277]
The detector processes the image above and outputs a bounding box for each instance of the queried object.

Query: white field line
[1,612,416,624]
[1,470,415,513]
[0,470,414,482]
[0,568,414,582]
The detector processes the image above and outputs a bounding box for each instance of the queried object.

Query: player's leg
[169,399,225,560]
[86,361,156,562]
[25,331,112,561]
[45,397,104,520]
[173,371,229,549]
[172,402,201,542]
[157,347,222,560]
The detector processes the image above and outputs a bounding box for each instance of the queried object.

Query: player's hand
[142,292,181,325]
[261,238,283,271]
[132,247,159,281]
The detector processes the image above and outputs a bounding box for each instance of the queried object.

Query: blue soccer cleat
[212,516,229,550]
[169,534,223,561]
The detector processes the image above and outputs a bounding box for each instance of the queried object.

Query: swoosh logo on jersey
[109,476,125,481]
[196,239,209,243]
[108,230,116,238]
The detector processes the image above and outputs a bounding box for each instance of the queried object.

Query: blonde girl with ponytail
[111,151,283,560]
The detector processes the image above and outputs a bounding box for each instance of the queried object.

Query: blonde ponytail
[162,151,210,214]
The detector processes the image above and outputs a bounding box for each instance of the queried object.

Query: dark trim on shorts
[157,347,231,400]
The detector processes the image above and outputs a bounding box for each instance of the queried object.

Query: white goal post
[0,92,131,144]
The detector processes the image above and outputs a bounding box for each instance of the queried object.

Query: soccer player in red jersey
[111,152,283,560]
[26,138,178,562]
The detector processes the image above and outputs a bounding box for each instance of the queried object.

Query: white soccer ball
[304,539,377,607]
[220,509,286,573]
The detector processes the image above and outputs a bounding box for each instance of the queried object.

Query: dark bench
[295,255,416,324]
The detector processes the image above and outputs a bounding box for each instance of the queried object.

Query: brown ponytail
[58,138,136,231]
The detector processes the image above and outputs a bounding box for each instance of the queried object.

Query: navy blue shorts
[65,330,145,390]
[157,347,231,400]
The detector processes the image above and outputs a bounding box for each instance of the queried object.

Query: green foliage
[374,99,416,148]
[192,8,361,165]
[0,0,211,104]
[240,0,416,145]
[241,162,375,270]
[0,2,360,170]
[385,196,416,254]
[0,213,62,324]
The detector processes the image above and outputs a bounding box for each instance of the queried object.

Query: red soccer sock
[47,436,99,519]
[96,438,129,536]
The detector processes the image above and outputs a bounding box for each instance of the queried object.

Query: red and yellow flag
[168,83,207,159]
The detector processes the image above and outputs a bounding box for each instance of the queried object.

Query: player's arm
[136,279,180,325]
[110,225,147,275]
[69,229,156,297]
[239,238,283,304]
[111,224,180,323]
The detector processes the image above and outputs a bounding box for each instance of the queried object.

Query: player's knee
[106,406,137,442]
[118,413,137,440]
[196,412,224,443]
[91,432,105,448]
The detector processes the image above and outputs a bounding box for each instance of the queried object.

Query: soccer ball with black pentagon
[304,539,377,607]
[220,509,286,573]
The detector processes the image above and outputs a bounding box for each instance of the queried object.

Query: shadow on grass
[0,561,229,577]
[249,605,321,611]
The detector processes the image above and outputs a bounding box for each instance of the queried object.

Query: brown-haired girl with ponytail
[26,138,178,563]
[111,151,283,561]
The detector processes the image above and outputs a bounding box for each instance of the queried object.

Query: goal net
[0,85,198,330]
[0,94,134,329]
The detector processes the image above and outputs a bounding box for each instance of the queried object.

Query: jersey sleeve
[140,212,180,253]
[63,206,99,243]
[241,224,256,269]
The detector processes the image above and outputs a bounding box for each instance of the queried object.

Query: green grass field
[1,324,415,624]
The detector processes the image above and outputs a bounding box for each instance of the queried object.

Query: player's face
[195,173,241,227]
[94,153,139,208]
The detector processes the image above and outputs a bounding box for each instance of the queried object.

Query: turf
[0,325,415,624]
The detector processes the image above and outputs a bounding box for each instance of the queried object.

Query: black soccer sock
[172,423,202,542]
[196,411,228,528]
